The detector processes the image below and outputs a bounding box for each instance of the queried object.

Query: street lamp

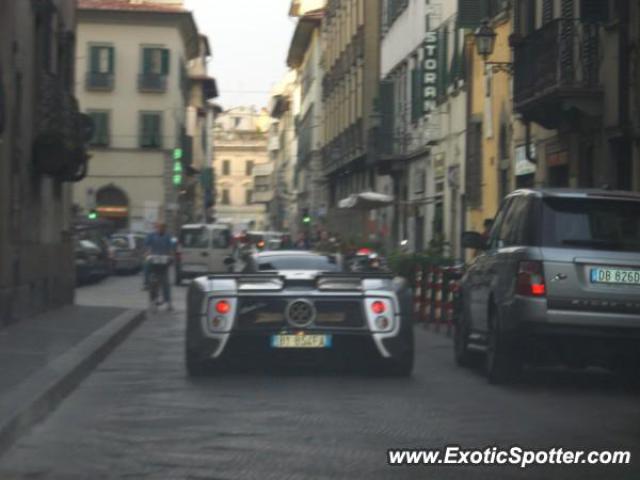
[474,20,497,60]
[474,20,513,75]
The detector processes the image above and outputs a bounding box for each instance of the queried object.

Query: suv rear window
[542,198,640,252]
[180,228,209,248]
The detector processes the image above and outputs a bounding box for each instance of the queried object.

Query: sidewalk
[0,304,145,455]
[0,305,122,395]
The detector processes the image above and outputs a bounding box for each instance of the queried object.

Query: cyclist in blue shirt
[144,222,175,310]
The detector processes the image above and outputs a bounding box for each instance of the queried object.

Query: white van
[175,223,233,285]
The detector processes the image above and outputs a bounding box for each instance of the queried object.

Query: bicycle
[147,254,172,312]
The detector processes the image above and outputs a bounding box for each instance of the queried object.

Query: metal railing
[85,72,114,91]
[138,73,167,93]
[514,18,601,107]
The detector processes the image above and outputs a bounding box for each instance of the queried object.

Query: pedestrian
[280,234,293,249]
[294,231,310,250]
[481,218,493,243]
[314,230,335,254]
[475,218,494,256]
[144,222,175,310]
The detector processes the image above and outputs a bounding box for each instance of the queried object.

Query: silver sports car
[185,251,414,376]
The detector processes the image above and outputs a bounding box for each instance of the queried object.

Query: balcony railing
[85,72,114,91]
[138,73,167,93]
[514,18,601,111]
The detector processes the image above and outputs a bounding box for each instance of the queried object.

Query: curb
[0,308,146,456]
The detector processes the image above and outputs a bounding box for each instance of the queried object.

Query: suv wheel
[454,308,474,367]
[486,307,521,384]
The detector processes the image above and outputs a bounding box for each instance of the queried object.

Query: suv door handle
[201,252,209,257]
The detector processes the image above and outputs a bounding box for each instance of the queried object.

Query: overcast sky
[185,0,295,110]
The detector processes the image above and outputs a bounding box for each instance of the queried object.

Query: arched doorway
[96,185,129,231]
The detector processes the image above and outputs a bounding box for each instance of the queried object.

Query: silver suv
[455,189,640,384]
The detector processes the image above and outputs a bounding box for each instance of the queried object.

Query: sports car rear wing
[206,272,394,292]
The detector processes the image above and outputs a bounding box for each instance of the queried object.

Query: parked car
[175,223,234,285]
[109,232,146,273]
[75,239,112,284]
[185,250,414,377]
[455,188,640,384]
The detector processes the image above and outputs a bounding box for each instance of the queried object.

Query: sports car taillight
[516,261,546,297]
[208,298,236,332]
[365,298,394,333]
[371,301,386,314]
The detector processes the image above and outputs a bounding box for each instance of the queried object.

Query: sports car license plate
[590,267,640,285]
[270,334,332,349]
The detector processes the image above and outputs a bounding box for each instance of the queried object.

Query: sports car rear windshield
[542,197,640,252]
[257,255,341,271]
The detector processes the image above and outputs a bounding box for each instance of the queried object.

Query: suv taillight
[516,261,546,297]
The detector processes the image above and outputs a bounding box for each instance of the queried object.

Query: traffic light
[88,209,98,220]
[302,208,311,225]
[173,148,183,187]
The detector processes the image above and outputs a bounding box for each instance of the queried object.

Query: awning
[338,192,394,210]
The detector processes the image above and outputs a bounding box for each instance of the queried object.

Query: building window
[245,189,253,205]
[433,200,444,236]
[142,47,170,75]
[245,160,254,176]
[89,45,114,74]
[221,189,230,205]
[222,160,231,176]
[86,45,115,90]
[139,112,162,148]
[88,111,110,147]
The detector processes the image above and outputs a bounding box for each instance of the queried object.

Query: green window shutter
[108,47,115,74]
[437,27,449,98]
[89,46,100,73]
[457,0,489,29]
[89,112,98,143]
[142,48,152,74]
[102,113,110,145]
[140,114,150,147]
[96,113,105,145]
[411,67,422,122]
[449,28,461,83]
[152,114,162,147]
[379,80,395,154]
[89,112,109,145]
[161,49,170,75]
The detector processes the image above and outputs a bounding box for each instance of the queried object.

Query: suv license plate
[271,334,332,349]
[590,267,640,285]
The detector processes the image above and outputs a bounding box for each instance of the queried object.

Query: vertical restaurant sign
[423,32,438,114]
[423,0,442,140]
